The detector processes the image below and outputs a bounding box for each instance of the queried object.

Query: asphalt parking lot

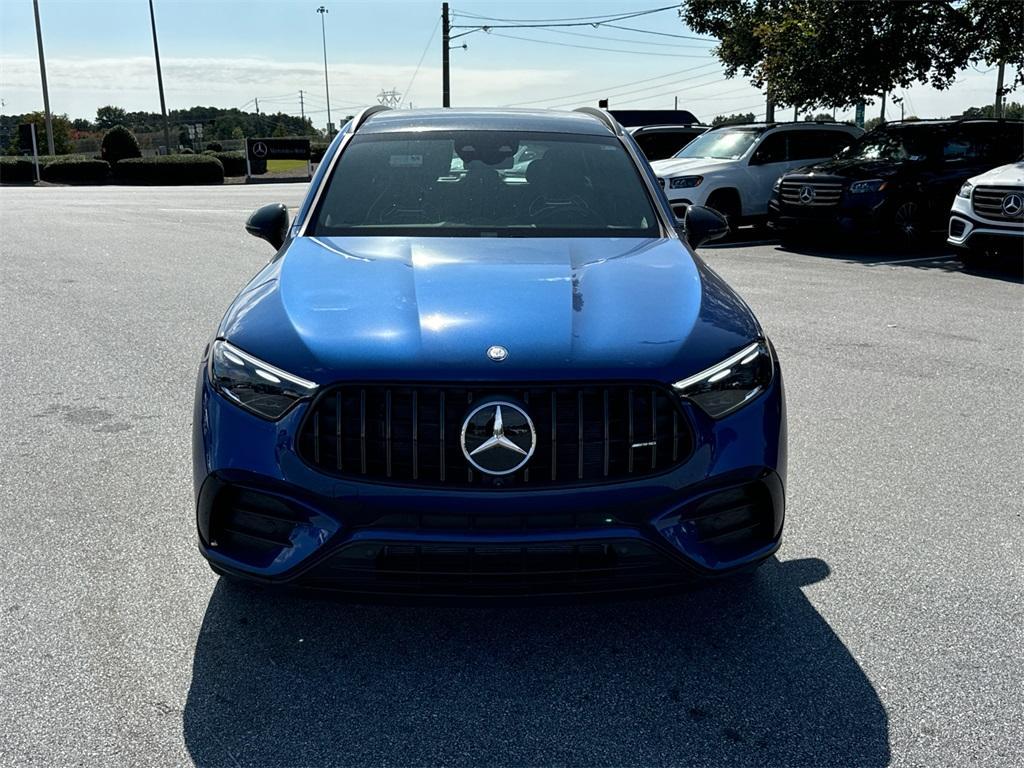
[1,184,1021,768]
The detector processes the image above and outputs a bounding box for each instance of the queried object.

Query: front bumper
[947,198,1023,253]
[192,362,787,597]
[767,191,888,235]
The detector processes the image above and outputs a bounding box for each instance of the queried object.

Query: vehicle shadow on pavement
[182,557,889,767]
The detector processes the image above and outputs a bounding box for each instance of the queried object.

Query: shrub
[310,142,329,163]
[205,151,246,176]
[181,147,194,154]
[0,157,36,183]
[41,156,110,184]
[113,155,224,185]
[101,125,142,164]
[206,141,223,152]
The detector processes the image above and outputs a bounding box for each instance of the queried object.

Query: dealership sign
[246,138,311,161]
[244,137,312,180]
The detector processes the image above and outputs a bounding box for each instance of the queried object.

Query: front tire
[705,190,741,233]
[891,199,925,248]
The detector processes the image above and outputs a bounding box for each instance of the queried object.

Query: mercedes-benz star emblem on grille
[461,402,536,475]
[486,345,508,362]
[799,185,816,204]
[1002,193,1023,217]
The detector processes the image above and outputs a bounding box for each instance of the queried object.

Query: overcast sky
[0,0,1013,129]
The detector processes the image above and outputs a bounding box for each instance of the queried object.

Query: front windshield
[310,130,660,238]
[839,130,932,162]
[672,129,760,160]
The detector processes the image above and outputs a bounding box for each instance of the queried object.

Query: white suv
[948,160,1023,266]
[650,122,862,226]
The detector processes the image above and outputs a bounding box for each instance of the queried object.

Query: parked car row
[643,117,1023,266]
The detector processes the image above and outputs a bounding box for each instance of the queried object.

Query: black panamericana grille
[972,186,1024,222]
[780,179,843,207]
[297,384,692,489]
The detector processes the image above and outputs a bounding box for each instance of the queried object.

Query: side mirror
[680,205,729,249]
[245,203,289,250]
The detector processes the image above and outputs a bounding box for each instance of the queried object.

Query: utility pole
[255,98,260,116]
[879,91,887,122]
[765,86,775,123]
[442,3,451,108]
[674,95,678,111]
[32,0,55,155]
[317,6,333,133]
[995,60,1003,118]
[299,90,305,122]
[793,106,798,121]
[148,0,172,155]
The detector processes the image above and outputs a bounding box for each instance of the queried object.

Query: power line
[603,23,715,42]
[547,73,748,110]
[451,5,678,26]
[501,62,722,107]
[531,25,714,49]
[485,29,712,58]
[400,14,441,107]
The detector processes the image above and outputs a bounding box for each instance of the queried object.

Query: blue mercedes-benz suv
[193,107,786,596]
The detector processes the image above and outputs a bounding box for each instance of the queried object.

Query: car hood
[649,157,735,178]
[969,161,1024,186]
[219,235,761,384]
[785,156,906,180]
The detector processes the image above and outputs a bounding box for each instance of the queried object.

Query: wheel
[704,191,741,233]
[891,199,925,248]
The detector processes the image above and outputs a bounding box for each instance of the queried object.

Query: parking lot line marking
[870,254,958,265]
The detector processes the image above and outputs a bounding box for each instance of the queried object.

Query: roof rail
[573,107,623,136]
[350,105,391,134]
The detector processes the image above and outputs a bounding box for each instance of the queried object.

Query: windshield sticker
[390,154,423,167]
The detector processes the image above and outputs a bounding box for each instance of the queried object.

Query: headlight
[669,175,703,189]
[672,341,773,418]
[958,181,973,199]
[209,339,318,420]
[849,178,887,194]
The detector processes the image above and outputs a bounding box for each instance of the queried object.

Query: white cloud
[0,54,574,118]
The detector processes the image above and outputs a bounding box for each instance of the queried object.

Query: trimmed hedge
[0,157,36,183]
[113,155,225,185]
[41,156,110,184]
[310,142,329,163]
[204,150,247,176]
[101,125,142,164]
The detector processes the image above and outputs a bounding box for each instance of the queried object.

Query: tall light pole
[317,6,332,134]
[148,0,172,154]
[32,0,55,155]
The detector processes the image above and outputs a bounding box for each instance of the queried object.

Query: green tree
[803,112,835,122]
[961,0,1024,95]
[712,112,756,127]
[681,1,986,111]
[863,116,886,132]
[960,101,1024,119]
[14,111,74,154]
[71,118,94,132]
[95,105,128,131]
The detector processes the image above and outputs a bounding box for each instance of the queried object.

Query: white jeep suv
[650,122,862,227]
[948,160,1023,266]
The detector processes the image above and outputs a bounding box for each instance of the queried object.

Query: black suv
[629,124,709,161]
[768,119,1024,243]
